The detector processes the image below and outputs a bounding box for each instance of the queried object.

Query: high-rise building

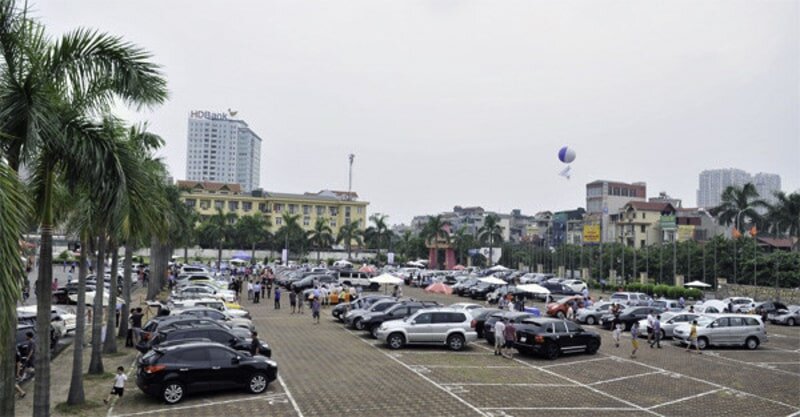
[696,169,781,209]
[585,180,647,242]
[185,110,262,192]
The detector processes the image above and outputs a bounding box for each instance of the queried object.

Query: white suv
[376,308,478,351]
[673,314,767,350]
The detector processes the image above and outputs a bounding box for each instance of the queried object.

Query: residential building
[177,180,368,235]
[611,202,676,248]
[409,206,537,243]
[696,168,781,209]
[649,192,682,208]
[675,208,726,242]
[585,180,647,243]
[552,208,586,246]
[185,110,262,192]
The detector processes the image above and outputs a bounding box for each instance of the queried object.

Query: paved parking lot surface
[109,286,800,417]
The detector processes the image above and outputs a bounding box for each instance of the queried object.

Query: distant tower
[347,153,355,200]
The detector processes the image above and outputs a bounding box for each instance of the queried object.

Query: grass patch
[54,400,102,416]
[83,372,114,380]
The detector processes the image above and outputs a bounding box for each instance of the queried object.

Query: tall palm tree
[710,183,767,232]
[368,213,390,258]
[0,3,167,413]
[0,161,28,417]
[337,220,363,260]
[307,217,334,262]
[399,230,414,259]
[766,191,800,240]
[201,208,238,269]
[479,214,504,266]
[421,215,451,268]
[451,226,473,266]
[236,213,271,262]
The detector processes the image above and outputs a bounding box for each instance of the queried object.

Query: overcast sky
[39,0,798,224]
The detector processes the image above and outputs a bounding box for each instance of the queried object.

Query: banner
[281,249,288,265]
[478,247,502,265]
[387,252,395,265]
[677,225,695,242]
[583,224,601,243]
[659,215,677,230]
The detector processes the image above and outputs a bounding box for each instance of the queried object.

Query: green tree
[766,191,800,240]
[451,226,474,266]
[236,214,271,262]
[307,217,334,262]
[276,212,306,261]
[199,208,238,269]
[710,183,767,232]
[336,219,363,260]
[367,213,390,258]
[478,214,504,266]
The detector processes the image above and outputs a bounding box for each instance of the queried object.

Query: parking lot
[109,285,800,417]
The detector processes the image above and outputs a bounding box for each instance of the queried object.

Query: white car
[376,308,478,351]
[692,300,727,314]
[673,314,767,350]
[635,312,701,339]
[17,306,71,337]
[563,279,588,293]
[168,298,250,319]
[448,303,484,312]
[174,285,236,303]
[721,297,756,313]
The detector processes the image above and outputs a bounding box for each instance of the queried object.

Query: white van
[180,265,210,274]
[338,271,373,287]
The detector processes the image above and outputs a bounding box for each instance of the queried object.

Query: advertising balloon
[558,146,576,164]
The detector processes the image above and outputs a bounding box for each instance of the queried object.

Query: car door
[710,317,730,345]
[560,320,586,352]
[408,312,433,342]
[176,347,211,391]
[726,317,746,345]
[207,346,240,389]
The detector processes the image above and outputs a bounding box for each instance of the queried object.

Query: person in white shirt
[104,366,128,405]
[493,318,506,356]
[646,312,655,344]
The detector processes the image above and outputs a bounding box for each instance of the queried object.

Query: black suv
[136,341,278,404]
[514,318,601,359]
[141,325,271,357]
[469,283,500,300]
[600,306,665,331]
[141,316,251,343]
[290,274,338,292]
[483,312,537,345]
[469,308,502,339]
[361,301,441,338]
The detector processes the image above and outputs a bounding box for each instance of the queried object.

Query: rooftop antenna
[347,153,355,200]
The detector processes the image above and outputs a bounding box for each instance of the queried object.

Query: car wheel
[696,337,708,350]
[745,337,759,350]
[247,372,269,394]
[556,311,565,319]
[354,318,365,330]
[788,318,796,327]
[544,342,560,360]
[447,334,465,351]
[162,381,185,404]
[370,325,379,339]
[585,316,596,325]
[387,333,405,349]
[585,339,600,355]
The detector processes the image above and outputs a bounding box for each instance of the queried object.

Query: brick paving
[101,284,800,417]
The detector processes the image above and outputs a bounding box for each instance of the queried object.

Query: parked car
[337,271,377,289]
[17,310,62,347]
[610,292,651,306]
[519,273,553,284]
[448,303,484,311]
[332,295,391,321]
[483,312,537,345]
[168,298,250,319]
[18,305,75,336]
[345,299,398,330]
[290,274,338,292]
[600,306,665,331]
[140,325,271,357]
[514,318,601,359]
[635,312,702,339]
[135,341,277,404]
[141,316,251,341]
[539,282,581,299]
[453,279,480,296]
[575,301,613,325]
[361,301,441,338]
[562,279,588,293]
[693,300,727,314]
[174,286,235,303]
[175,307,254,331]
[468,282,499,300]
[751,301,789,317]
[651,299,682,312]
[769,305,800,326]
[721,297,756,313]
[546,295,586,318]
[673,314,767,350]
[376,308,477,351]
[469,308,502,339]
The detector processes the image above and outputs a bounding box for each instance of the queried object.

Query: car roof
[160,323,229,334]
[155,340,229,352]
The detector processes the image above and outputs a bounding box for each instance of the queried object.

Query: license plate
[519,337,526,342]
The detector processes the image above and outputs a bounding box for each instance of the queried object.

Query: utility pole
[347,153,355,200]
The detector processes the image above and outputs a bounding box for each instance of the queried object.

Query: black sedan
[136,341,277,404]
[514,318,601,359]
[600,306,664,331]
[483,311,537,345]
[470,308,502,339]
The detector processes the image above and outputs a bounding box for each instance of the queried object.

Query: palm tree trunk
[317,247,321,263]
[34,175,55,417]
[67,234,89,404]
[217,241,223,272]
[118,245,133,339]
[147,235,162,300]
[1,314,15,417]
[251,243,256,264]
[88,233,106,375]
[183,246,189,264]
[103,243,119,353]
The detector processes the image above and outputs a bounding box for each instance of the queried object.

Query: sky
[38,0,799,225]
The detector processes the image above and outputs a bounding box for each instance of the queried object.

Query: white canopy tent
[684,280,712,288]
[479,277,507,285]
[516,284,551,295]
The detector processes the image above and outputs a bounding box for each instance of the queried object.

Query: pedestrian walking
[274,287,281,309]
[650,315,662,348]
[685,320,701,354]
[253,282,261,303]
[250,331,260,356]
[266,279,273,299]
[678,296,685,309]
[104,366,127,405]
[260,278,266,300]
[247,281,253,300]
[493,318,506,356]
[297,290,305,314]
[503,318,516,359]
[18,331,35,379]
[646,311,655,345]
[612,316,622,348]
[630,322,640,358]
[289,290,297,313]
[312,297,321,324]
[130,307,144,346]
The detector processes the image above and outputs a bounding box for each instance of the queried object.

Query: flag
[732,228,742,239]
[750,226,758,237]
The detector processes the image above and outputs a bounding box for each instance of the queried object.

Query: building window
[289,204,297,214]
[228,201,239,211]
[214,200,224,209]
[640,239,645,248]
[303,216,310,226]
[641,225,646,233]
[184,199,196,208]
[316,205,325,216]
[199,200,210,210]
[274,203,283,212]
[330,219,336,228]
[357,207,363,214]
[345,207,351,216]
[275,217,282,226]
[242,202,252,212]
[642,212,646,219]
[329,206,338,216]
[303,205,311,215]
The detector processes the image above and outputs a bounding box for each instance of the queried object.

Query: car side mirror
[410,320,416,325]
[232,356,241,364]
[710,323,716,328]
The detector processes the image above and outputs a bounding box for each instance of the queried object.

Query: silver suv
[673,314,767,350]
[610,292,651,306]
[376,308,477,351]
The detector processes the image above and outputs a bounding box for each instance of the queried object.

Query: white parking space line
[539,356,613,368]
[278,374,305,417]
[660,341,800,377]
[392,351,491,355]
[588,371,665,386]
[469,342,665,417]
[441,383,576,387]
[481,407,639,411]
[344,328,488,417]
[647,388,724,410]
[421,365,519,369]
[111,393,290,417]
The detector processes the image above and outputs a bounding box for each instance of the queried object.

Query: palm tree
[0,161,28,417]
[421,215,451,268]
[0,3,167,412]
[399,230,414,260]
[368,213,390,258]
[451,226,474,266]
[201,209,238,269]
[766,191,800,240]
[479,214,504,266]
[710,183,767,232]
[337,220,363,260]
[236,214,271,262]
[276,212,305,261]
[307,217,334,262]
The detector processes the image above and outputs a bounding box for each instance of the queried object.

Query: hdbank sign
[190,110,228,120]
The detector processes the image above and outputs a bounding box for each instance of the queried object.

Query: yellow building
[177,180,368,234]
[611,201,676,248]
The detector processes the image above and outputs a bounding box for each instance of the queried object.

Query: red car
[546,295,585,318]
